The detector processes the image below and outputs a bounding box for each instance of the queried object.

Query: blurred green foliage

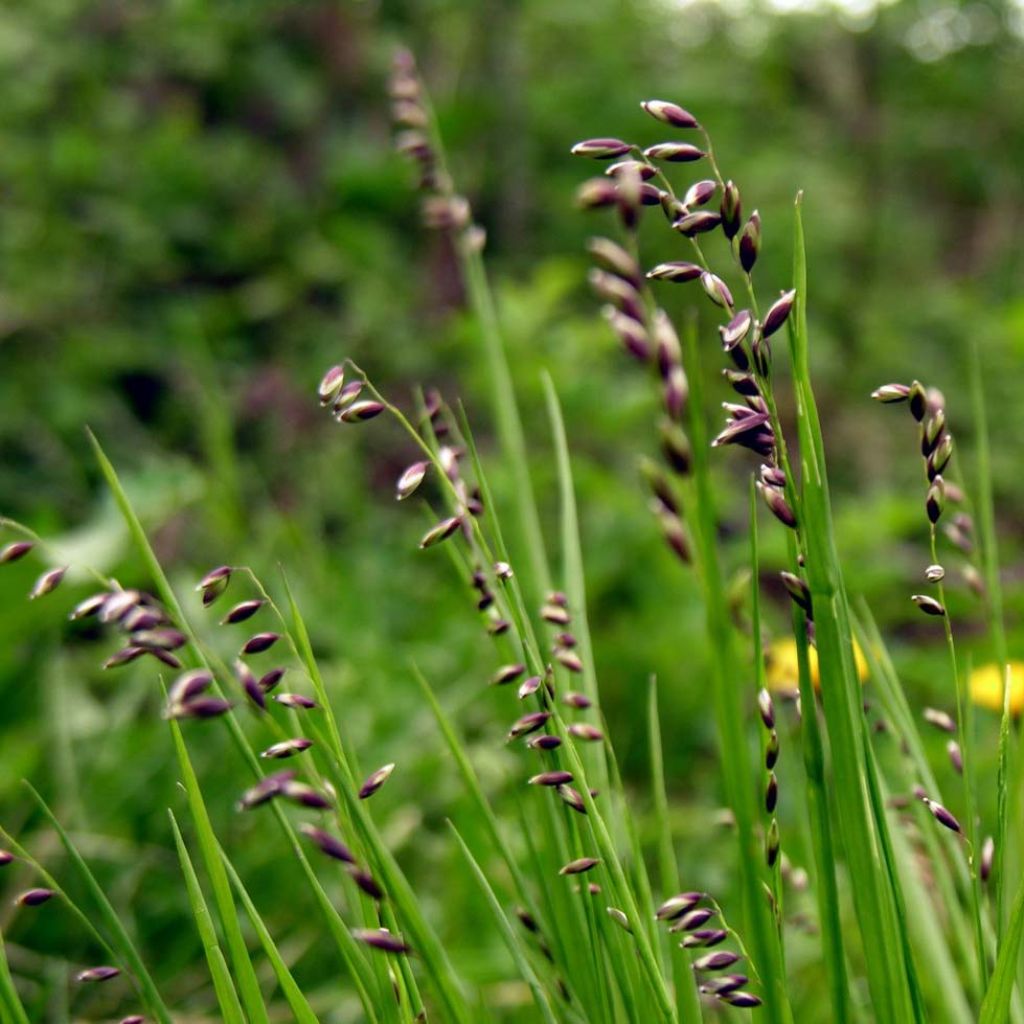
[1,0,1022,1018]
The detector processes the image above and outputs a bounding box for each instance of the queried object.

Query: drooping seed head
[559,857,600,876]
[281,781,332,809]
[762,290,796,337]
[568,723,603,742]
[318,365,345,405]
[643,142,705,163]
[16,888,55,907]
[655,892,704,920]
[242,632,279,656]
[300,824,355,864]
[358,763,396,800]
[871,383,911,404]
[197,566,231,605]
[693,950,742,972]
[571,137,632,159]
[981,836,995,882]
[75,966,120,983]
[641,99,699,129]
[738,211,761,272]
[491,663,525,686]
[911,594,946,617]
[353,927,409,953]
[261,738,313,759]
[29,566,67,600]
[530,770,574,787]
[700,272,734,310]
[923,707,956,733]
[419,516,462,549]
[673,210,722,237]
[221,599,264,625]
[921,795,962,833]
[720,180,742,238]
[0,540,34,564]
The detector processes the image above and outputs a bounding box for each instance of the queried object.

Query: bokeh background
[1,0,1023,1019]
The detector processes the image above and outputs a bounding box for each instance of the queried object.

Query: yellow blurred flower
[764,637,868,693]
[968,662,1024,716]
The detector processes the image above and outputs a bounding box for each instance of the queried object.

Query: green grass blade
[168,811,246,1024]
[167,715,269,1024]
[220,846,320,1024]
[981,873,1024,1024]
[448,823,560,1024]
[23,783,174,1024]
[0,926,31,1024]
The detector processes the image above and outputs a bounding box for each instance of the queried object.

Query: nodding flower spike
[221,599,264,625]
[16,888,55,907]
[700,272,733,310]
[353,928,410,954]
[647,261,703,283]
[527,734,562,751]
[529,770,574,787]
[911,594,946,617]
[75,966,120,983]
[242,632,280,655]
[738,211,761,273]
[29,566,67,600]
[318,365,345,405]
[921,795,962,834]
[301,824,355,864]
[656,892,704,920]
[491,663,525,686]
[641,99,699,129]
[871,383,911,404]
[0,540,34,564]
[674,210,721,237]
[571,138,632,159]
[720,180,742,238]
[419,516,462,549]
[261,738,312,759]
[568,723,604,742]
[508,711,551,740]
[684,179,717,208]
[923,707,956,733]
[762,290,796,337]
[358,762,396,800]
[197,566,231,605]
[559,857,600,876]
[339,400,385,423]
[273,693,318,710]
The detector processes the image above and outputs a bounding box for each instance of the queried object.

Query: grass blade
[0,926,30,1024]
[981,873,1024,1024]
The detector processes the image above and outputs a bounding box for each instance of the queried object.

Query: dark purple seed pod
[723,370,759,398]
[981,836,995,882]
[491,663,526,686]
[100,590,142,623]
[757,688,775,730]
[911,594,946,617]
[588,269,643,320]
[722,991,763,1008]
[765,773,779,813]
[348,866,384,901]
[766,820,780,866]
[588,237,641,284]
[922,796,962,834]
[557,785,588,814]
[529,771,575,787]
[760,464,787,489]
[908,381,928,422]
[603,307,650,361]
[673,211,721,237]
[359,763,395,800]
[168,669,214,707]
[261,738,312,759]
[0,540,34,564]
[780,572,812,613]
[663,366,688,423]
[720,180,742,238]
[353,928,409,953]
[122,606,164,632]
[757,483,796,529]
[527,734,562,751]
[926,477,945,524]
[636,182,665,208]
[554,648,583,673]
[419,516,462,549]
[765,730,779,770]
[318,365,345,406]
[197,566,231,605]
[396,461,429,501]
[0,850,13,867]
[928,435,954,480]
[738,211,761,273]
[922,411,946,458]
[103,646,148,670]
[694,950,742,972]
[669,907,716,932]
[682,929,728,948]
[169,696,233,720]
[655,892,704,920]
[515,907,540,934]
[508,711,552,741]
[646,261,703,284]
[69,592,107,620]
[488,618,511,636]
[657,508,692,565]
[640,100,699,129]
[237,771,295,811]
[132,628,187,651]
[281,781,332,809]
[711,412,770,449]
[518,675,542,700]
[28,566,67,600]
[700,272,733,310]
[720,310,752,351]
[604,160,657,182]
[559,857,600,876]
[563,691,592,710]
[643,142,704,163]
[571,138,632,159]
[259,668,285,693]
[871,383,911,403]
[568,723,603,742]
[683,179,717,208]
[701,974,749,996]
[577,178,619,209]
[301,824,355,864]
[242,632,280,655]
[221,599,264,625]
[274,692,318,710]
[75,966,120,983]
[762,290,796,338]
[333,381,364,410]
[16,888,55,907]
[339,400,385,423]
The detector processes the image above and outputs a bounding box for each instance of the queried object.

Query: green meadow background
[1,0,1023,1018]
